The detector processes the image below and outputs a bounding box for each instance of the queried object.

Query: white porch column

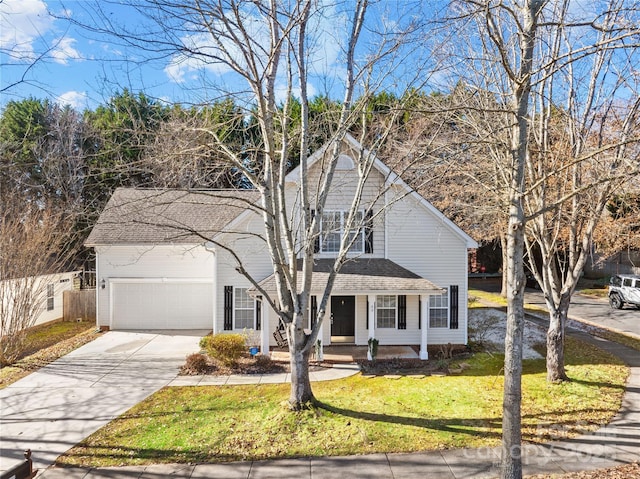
[367,294,376,360]
[420,294,429,360]
[204,242,218,334]
[260,299,270,357]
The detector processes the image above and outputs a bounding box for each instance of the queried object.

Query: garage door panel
[112,282,213,330]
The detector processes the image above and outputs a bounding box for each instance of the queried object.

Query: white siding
[386,188,469,345]
[94,140,472,345]
[0,272,78,333]
[353,294,424,346]
[287,149,387,258]
[215,211,275,333]
[36,272,78,326]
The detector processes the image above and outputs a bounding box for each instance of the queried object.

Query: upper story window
[321,210,364,253]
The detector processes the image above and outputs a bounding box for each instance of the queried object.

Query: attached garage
[110,280,213,330]
[86,188,261,331]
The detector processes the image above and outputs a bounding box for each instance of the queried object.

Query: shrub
[199,335,211,351]
[201,333,246,366]
[184,353,209,373]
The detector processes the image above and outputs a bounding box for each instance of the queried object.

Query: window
[376,295,396,328]
[321,210,364,253]
[234,288,254,329]
[46,284,55,311]
[429,291,449,328]
[623,278,633,287]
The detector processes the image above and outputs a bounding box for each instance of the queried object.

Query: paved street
[524,290,640,338]
[470,277,640,338]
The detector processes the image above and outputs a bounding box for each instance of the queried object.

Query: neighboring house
[0,271,79,335]
[85,135,477,358]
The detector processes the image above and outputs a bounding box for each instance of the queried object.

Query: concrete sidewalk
[168,363,360,387]
[34,323,640,479]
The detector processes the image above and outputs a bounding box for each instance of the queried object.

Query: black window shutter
[418,297,422,329]
[364,209,374,254]
[398,295,407,329]
[450,285,459,329]
[310,295,317,328]
[366,297,369,329]
[256,296,262,330]
[224,286,233,330]
[311,209,320,253]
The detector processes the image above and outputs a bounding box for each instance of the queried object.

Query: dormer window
[321,210,364,253]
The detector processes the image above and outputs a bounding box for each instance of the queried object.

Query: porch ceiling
[252,258,444,295]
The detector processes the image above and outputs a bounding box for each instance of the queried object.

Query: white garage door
[112,281,213,330]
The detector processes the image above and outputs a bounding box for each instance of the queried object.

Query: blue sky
[0,0,219,109]
[2,0,618,113]
[0,0,438,111]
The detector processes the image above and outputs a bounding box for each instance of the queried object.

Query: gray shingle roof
[254,258,444,294]
[85,188,260,246]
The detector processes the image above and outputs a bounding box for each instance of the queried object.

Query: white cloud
[50,36,81,64]
[0,0,51,60]
[164,32,243,84]
[0,0,81,64]
[56,90,87,109]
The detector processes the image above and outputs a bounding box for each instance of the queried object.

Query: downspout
[95,247,101,331]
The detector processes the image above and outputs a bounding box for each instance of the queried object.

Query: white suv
[608,274,640,310]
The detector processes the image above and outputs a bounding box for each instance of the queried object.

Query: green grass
[0,321,98,388]
[469,288,548,314]
[58,337,627,467]
[579,288,608,298]
[21,321,95,357]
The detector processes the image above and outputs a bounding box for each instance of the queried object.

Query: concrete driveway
[0,330,206,472]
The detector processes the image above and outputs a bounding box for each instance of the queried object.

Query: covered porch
[254,258,445,360]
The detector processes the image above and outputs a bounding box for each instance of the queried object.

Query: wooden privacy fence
[63,289,96,322]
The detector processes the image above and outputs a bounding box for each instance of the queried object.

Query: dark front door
[331,296,355,337]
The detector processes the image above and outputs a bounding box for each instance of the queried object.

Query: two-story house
[85,135,477,359]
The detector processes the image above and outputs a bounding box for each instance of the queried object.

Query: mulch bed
[180,354,333,376]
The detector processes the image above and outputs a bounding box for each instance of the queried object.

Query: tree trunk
[502,220,525,479]
[546,296,569,382]
[500,1,541,476]
[288,324,315,409]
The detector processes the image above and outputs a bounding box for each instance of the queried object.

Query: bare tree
[445,1,546,477]
[141,102,243,188]
[525,1,640,381]
[68,0,436,409]
[0,195,76,366]
[445,1,640,477]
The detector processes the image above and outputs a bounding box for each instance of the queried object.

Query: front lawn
[58,337,627,467]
